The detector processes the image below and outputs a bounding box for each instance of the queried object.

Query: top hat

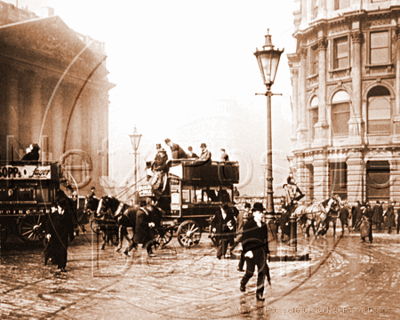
[252,202,265,212]
[200,143,207,148]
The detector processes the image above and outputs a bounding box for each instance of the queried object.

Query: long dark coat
[372,204,383,224]
[384,205,396,228]
[44,200,74,269]
[134,207,157,245]
[211,208,236,242]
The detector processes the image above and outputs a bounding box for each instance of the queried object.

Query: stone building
[288,0,400,204]
[0,1,114,193]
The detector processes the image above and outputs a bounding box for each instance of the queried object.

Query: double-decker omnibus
[139,160,240,247]
[0,161,62,245]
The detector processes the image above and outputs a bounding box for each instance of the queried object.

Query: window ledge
[306,74,318,81]
[367,132,391,136]
[328,67,351,74]
[365,63,393,74]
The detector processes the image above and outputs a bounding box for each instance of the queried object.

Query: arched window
[331,91,350,137]
[367,86,390,135]
[310,96,318,140]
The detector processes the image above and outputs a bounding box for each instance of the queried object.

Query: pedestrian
[164,138,188,159]
[220,148,229,161]
[352,201,362,231]
[44,196,75,272]
[21,143,40,161]
[198,143,212,164]
[211,203,236,259]
[240,202,270,301]
[134,198,158,255]
[372,201,383,231]
[384,201,396,234]
[187,146,199,159]
[231,202,251,271]
[355,202,373,243]
[339,201,350,234]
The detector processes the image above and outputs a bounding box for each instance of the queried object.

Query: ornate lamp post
[129,126,142,202]
[254,29,284,218]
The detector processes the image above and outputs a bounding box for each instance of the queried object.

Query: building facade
[0,1,114,194]
[288,0,400,204]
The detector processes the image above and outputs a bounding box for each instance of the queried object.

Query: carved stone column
[347,150,363,204]
[290,68,299,145]
[30,73,43,144]
[348,30,363,145]
[313,151,328,201]
[313,37,329,148]
[393,27,400,143]
[297,47,309,149]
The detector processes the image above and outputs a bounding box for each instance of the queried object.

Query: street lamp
[129,126,142,203]
[254,29,284,216]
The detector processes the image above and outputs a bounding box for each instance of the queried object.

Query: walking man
[240,202,270,301]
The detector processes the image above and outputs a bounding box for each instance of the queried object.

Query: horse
[291,196,341,238]
[95,196,129,249]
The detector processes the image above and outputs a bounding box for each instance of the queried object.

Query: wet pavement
[1,228,400,320]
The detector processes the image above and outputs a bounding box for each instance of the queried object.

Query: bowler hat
[252,202,265,212]
[200,143,207,148]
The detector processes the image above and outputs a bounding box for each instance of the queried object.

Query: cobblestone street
[1,229,400,319]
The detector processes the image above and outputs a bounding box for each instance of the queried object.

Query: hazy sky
[9,0,297,194]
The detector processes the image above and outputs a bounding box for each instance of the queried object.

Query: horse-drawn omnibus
[139,160,240,247]
[0,161,63,245]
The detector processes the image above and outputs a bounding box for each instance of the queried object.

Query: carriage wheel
[155,228,173,246]
[18,215,45,244]
[0,223,9,245]
[177,220,201,248]
[90,219,101,235]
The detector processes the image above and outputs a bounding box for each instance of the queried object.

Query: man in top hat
[240,202,270,301]
[198,143,212,163]
[165,139,188,160]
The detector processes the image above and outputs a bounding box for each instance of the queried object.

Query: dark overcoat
[372,204,383,224]
[384,205,396,228]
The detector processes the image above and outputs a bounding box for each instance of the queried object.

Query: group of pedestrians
[338,200,400,243]
[211,202,270,301]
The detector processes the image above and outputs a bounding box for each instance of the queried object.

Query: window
[366,161,390,202]
[334,0,349,10]
[310,46,319,75]
[367,86,391,135]
[334,36,349,69]
[331,91,350,136]
[310,96,319,140]
[329,162,347,200]
[370,31,389,64]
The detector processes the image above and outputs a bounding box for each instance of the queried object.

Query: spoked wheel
[177,220,201,248]
[155,228,173,246]
[18,215,45,244]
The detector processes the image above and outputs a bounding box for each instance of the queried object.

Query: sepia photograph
[1,0,400,319]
